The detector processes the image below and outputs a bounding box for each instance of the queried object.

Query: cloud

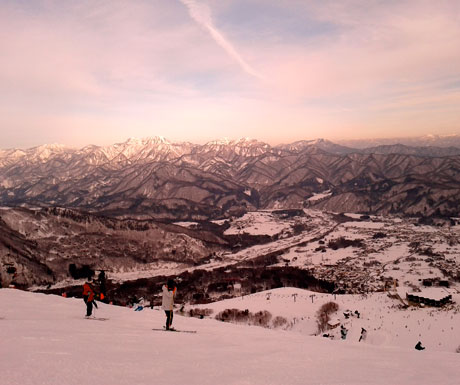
[179,0,263,80]
[258,1,460,103]
[1,0,459,148]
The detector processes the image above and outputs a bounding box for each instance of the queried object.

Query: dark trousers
[84,296,97,316]
[85,299,93,316]
[165,310,173,329]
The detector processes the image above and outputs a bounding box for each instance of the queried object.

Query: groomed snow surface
[1,288,459,385]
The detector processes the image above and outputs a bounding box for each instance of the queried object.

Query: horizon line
[2,133,460,152]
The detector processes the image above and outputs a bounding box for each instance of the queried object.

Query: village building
[406,288,452,307]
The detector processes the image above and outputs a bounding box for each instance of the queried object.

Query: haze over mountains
[1,135,460,220]
[336,134,460,149]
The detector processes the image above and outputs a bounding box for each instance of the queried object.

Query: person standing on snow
[340,325,348,340]
[162,279,177,330]
[83,281,98,317]
[97,270,107,301]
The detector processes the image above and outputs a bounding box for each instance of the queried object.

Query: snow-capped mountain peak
[1,136,460,219]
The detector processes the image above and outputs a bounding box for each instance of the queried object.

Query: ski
[152,328,197,334]
[85,317,109,321]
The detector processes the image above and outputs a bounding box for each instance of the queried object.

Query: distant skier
[359,327,367,342]
[340,325,348,340]
[415,341,425,351]
[98,270,107,301]
[162,279,177,330]
[83,281,98,317]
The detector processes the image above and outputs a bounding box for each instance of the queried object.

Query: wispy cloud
[179,0,263,80]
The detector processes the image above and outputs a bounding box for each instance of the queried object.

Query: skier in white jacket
[162,279,176,330]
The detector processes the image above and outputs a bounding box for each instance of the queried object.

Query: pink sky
[1,0,459,148]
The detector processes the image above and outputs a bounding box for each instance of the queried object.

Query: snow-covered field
[220,211,294,236]
[191,287,460,353]
[1,288,459,385]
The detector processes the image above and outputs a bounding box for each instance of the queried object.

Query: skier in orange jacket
[83,282,98,317]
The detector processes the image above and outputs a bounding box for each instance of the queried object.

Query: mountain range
[336,134,460,149]
[1,136,460,219]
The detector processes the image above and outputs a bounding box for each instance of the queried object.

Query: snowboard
[152,328,197,334]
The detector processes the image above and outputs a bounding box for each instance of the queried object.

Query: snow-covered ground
[1,288,459,385]
[191,287,460,353]
[220,211,293,236]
